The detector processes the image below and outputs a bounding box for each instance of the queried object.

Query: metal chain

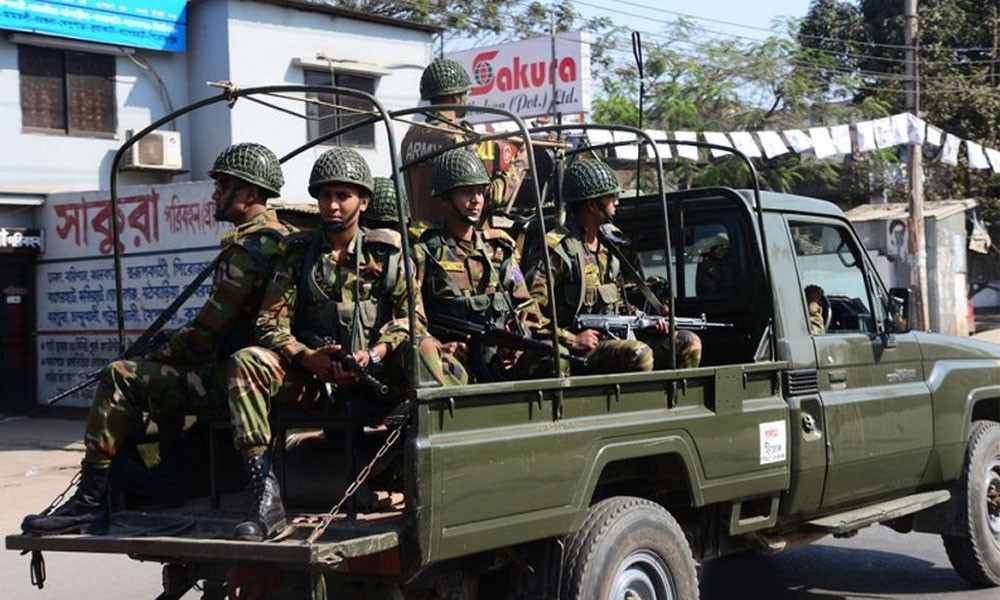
[304,422,406,545]
[39,470,81,517]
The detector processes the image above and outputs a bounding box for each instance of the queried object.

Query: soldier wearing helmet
[226,148,466,540]
[361,176,429,242]
[524,158,702,374]
[401,58,526,223]
[418,149,548,381]
[22,143,296,537]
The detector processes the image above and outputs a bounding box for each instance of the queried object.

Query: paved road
[1,418,996,599]
[702,528,994,600]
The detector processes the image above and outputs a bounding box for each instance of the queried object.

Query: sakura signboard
[445,31,591,123]
[36,181,227,406]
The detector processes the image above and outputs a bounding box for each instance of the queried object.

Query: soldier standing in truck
[401,58,525,222]
[21,143,296,536]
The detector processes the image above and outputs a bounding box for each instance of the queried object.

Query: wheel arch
[571,435,705,532]
[965,387,1000,438]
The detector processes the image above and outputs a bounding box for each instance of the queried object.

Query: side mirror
[888,287,911,333]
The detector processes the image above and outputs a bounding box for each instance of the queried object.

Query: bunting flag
[547,112,1000,174]
[729,132,762,158]
[967,141,990,170]
[783,129,813,153]
[809,127,837,159]
[702,132,733,158]
[757,131,790,159]
[941,134,962,166]
[673,131,699,161]
[854,121,877,152]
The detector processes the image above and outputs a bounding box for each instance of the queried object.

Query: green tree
[797,0,1000,203]
[591,19,894,203]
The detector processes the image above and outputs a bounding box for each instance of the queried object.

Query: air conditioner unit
[125,130,183,170]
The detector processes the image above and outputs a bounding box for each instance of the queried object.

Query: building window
[304,69,377,148]
[19,45,116,137]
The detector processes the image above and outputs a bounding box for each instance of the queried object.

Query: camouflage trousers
[83,358,225,465]
[571,330,702,376]
[227,337,465,453]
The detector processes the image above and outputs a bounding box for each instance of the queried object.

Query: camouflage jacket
[808,301,826,335]
[418,226,543,336]
[526,222,629,347]
[254,227,420,364]
[149,209,295,365]
[400,109,524,220]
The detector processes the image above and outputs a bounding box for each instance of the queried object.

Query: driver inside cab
[805,284,826,335]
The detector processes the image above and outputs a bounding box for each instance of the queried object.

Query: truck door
[787,218,932,509]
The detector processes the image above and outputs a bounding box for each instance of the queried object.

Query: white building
[0,0,437,412]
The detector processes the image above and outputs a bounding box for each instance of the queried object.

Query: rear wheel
[561,496,699,600]
[942,420,1000,587]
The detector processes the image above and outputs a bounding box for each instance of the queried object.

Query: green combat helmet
[368,177,408,224]
[308,147,374,198]
[420,58,472,101]
[431,148,490,197]
[208,142,284,198]
[562,158,623,204]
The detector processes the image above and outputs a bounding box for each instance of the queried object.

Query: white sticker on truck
[759,420,787,465]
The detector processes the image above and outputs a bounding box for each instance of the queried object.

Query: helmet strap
[593,198,614,224]
[214,180,245,221]
[446,195,482,227]
[322,199,364,233]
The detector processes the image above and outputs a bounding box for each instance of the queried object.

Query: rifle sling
[596,230,669,317]
[123,248,229,357]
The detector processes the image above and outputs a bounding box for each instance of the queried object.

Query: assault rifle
[428,313,587,373]
[576,313,733,342]
[298,332,390,395]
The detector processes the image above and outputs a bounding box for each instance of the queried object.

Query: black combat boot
[21,462,110,535]
[233,452,286,541]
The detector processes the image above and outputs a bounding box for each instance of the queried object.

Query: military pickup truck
[7,95,1000,600]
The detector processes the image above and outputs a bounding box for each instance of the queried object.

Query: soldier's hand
[300,345,341,383]
[440,341,468,362]
[571,329,601,354]
[653,319,671,335]
[330,360,360,386]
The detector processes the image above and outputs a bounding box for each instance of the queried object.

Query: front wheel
[942,420,1000,587]
[561,496,699,600]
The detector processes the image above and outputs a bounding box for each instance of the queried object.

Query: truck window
[636,222,734,300]
[790,222,876,334]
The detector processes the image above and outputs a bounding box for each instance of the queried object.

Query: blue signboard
[0,0,187,52]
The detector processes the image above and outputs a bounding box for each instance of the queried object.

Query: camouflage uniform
[84,173,294,465]
[401,59,525,221]
[808,303,825,335]
[526,159,701,374]
[419,226,549,380]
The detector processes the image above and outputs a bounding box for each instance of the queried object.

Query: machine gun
[298,332,390,395]
[576,313,733,342]
[428,313,587,379]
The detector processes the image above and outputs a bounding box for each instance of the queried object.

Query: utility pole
[905,0,929,330]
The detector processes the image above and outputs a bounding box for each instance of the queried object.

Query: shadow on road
[701,545,975,599]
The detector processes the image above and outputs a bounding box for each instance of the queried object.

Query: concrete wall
[0,38,191,195]
[222,1,431,201]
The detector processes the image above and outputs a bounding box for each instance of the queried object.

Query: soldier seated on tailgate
[418,149,550,382]
[21,143,296,537]
[524,158,702,375]
[401,58,525,222]
[225,147,466,541]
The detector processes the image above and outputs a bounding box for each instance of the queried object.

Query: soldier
[805,284,826,335]
[526,158,702,374]
[418,149,547,381]
[400,58,525,222]
[226,147,465,541]
[362,176,428,243]
[21,143,295,535]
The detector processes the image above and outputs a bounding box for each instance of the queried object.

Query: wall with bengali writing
[36,181,231,407]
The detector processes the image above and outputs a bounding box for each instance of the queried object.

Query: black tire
[561,496,699,600]
[942,420,1000,587]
